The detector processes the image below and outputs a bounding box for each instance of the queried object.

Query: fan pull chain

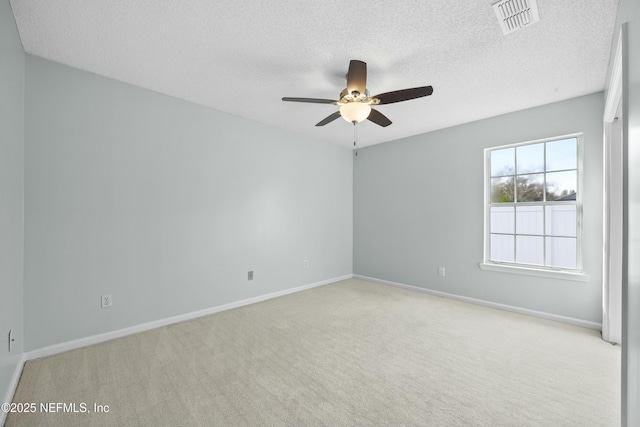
[353,122,358,151]
[353,122,357,148]
[353,122,359,156]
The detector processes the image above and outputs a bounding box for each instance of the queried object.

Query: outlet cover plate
[101,294,112,308]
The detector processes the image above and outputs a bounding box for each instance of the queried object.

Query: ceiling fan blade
[347,60,367,95]
[315,111,342,126]
[282,97,338,104]
[367,108,392,127]
[371,86,433,105]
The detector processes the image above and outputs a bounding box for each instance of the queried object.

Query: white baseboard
[26,274,353,361]
[1,353,26,426]
[353,274,602,331]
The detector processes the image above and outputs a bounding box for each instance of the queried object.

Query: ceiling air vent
[492,0,540,35]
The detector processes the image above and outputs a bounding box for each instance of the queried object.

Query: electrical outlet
[438,267,446,277]
[248,271,254,281]
[303,260,309,268]
[101,294,112,308]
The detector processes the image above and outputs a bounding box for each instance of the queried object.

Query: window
[484,134,583,274]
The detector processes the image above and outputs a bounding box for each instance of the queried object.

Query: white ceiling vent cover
[493,0,540,35]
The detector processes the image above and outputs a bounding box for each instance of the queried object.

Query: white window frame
[479,133,589,282]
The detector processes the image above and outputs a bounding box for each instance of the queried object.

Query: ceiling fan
[282,60,433,127]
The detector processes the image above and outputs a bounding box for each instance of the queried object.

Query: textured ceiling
[9,0,619,148]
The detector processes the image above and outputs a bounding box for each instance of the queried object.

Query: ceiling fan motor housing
[339,88,371,104]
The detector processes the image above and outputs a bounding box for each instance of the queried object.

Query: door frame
[602,27,625,345]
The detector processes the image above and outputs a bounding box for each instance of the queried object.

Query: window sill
[478,262,590,282]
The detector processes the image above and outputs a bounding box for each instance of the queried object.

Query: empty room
[1,0,639,426]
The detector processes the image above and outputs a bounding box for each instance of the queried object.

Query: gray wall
[0,0,24,403]
[609,0,640,424]
[354,93,604,323]
[23,55,353,351]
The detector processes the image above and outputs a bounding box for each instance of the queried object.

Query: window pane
[546,138,577,171]
[491,177,514,203]
[491,234,514,262]
[546,237,577,269]
[516,236,544,265]
[491,207,514,233]
[516,143,544,174]
[487,136,581,271]
[491,147,515,177]
[516,174,544,202]
[546,171,577,201]
[516,206,543,235]
[546,205,577,237]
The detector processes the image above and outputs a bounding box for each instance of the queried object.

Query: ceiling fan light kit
[282,60,433,130]
[339,102,372,123]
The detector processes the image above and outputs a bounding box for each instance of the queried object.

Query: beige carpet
[5,279,620,426]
